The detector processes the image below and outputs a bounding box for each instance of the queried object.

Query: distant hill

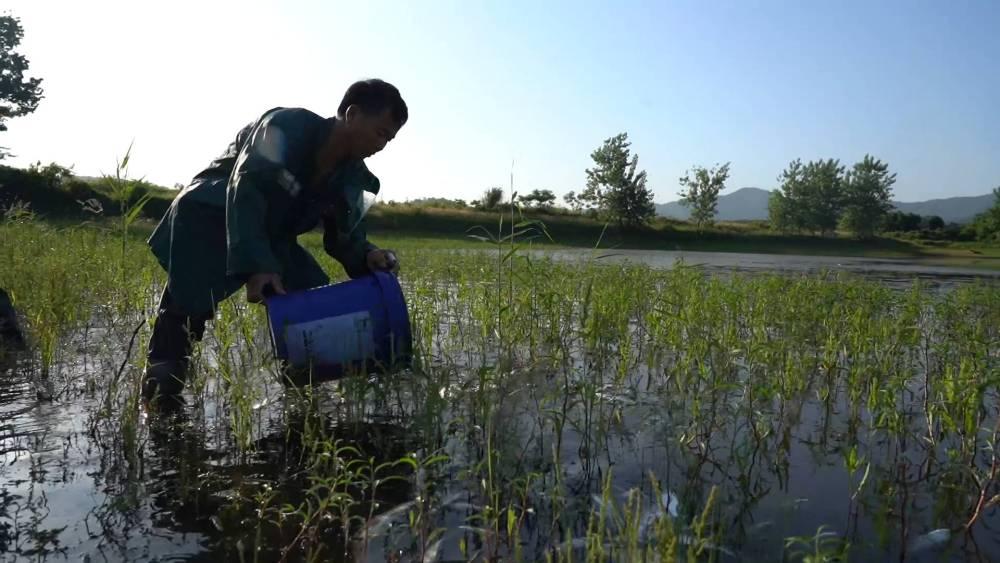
[656,187,771,221]
[891,194,994,224]
[656,187,995,224]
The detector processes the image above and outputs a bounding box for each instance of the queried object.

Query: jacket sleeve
[323,209,377,279]
[225,110,304,277]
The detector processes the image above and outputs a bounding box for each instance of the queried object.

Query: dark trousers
[147,287,214,365]
[147,243,333,367]
[0,287,25,350]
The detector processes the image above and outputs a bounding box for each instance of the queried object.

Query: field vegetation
[1,200,998,561]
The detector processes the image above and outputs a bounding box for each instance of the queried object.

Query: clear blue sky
[4,0,998,203]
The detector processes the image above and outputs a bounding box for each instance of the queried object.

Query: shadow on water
[1,342,418,562]
[142,400,418,562]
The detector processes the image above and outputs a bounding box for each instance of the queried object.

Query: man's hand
[246,272,286,303]
[366,249,399,273]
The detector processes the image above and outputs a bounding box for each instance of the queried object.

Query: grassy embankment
[2,163,998,268]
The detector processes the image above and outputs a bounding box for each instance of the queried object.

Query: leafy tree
[769,159,807,232]
[518,189,556,209]
[582,133,655,227]
[678,162,731,230]
[475,186,504,211]
[0,15,44,158]
[27,161,74,188]
[970,187,1000,242]
[563,190,583,212]
[768,158,845,235]
[841,155,895,239]
[882,211,922,232]
[768,190,796,232]
[404,197,468,209]
[925,215,945,231]
[802,159,846,235]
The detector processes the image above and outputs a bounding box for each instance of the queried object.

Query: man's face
[344,106,400,159]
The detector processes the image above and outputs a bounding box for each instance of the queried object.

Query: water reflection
[143,395,417,562]
[3,256,999,562]
[536,248,1000,291]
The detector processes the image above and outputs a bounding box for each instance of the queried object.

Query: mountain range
[656,187,995,224]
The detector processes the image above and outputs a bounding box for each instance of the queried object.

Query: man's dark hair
[338,79,408,127]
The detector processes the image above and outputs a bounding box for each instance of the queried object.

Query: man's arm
[323,209,377,279]
[226,171,285,277]
[225,109,307,280]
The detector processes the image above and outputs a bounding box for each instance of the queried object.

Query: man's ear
[344,104,361,124]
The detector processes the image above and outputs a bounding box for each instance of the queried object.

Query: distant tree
[406,197,468,209]
[768,159,807,233]
[881,211,902,232]
[970,187,1000,242]
[768,158,845,235]
[475,186,504,211]
[802,159,846,235]
[0,15,44,158]
[841,155,896,239]
[925,215,945,230]
[678,162,731,230]
[768,190,796,232]
[27,161,74,188]
[882,211,923,232]
[563,190,583,212]
[943,222,970,242]
[518,189,557,210]
[583,133,655,227]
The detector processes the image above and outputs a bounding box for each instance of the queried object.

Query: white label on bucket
[283,311,375,367]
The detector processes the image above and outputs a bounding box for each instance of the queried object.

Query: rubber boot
[0,288,26,351]
[143,289,209,403]
[142,359,189,401]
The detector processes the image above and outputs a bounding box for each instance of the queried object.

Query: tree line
[469,132,999,244]
[768,156,896,239]
[571,133,906,239]
[474,132,900,239]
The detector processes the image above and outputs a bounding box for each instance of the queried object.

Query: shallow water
[538,248,1000,290]
[2,255,999,562]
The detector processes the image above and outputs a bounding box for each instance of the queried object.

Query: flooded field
[1,221,999,562]
[538,248,1000,291]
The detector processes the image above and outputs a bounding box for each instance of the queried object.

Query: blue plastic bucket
[265,272,412,380]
